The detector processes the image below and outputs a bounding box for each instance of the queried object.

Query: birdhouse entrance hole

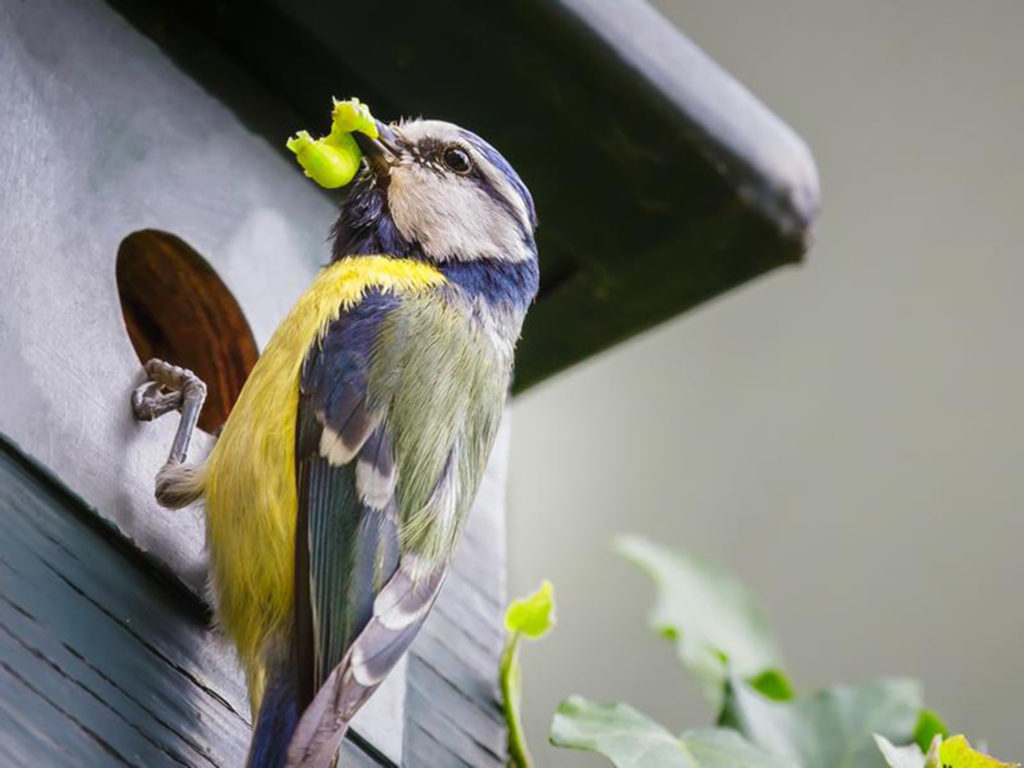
[116,230,258,433]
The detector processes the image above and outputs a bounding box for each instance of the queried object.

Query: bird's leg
[132,358,207,506]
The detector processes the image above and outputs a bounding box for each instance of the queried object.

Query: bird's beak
[354,120,401,169]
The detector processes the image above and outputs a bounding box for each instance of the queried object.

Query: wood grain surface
[0,437,381,767]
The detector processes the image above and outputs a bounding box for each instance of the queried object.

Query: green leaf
[286,97,377,189]
[749,670,794,702]
[912,709,947,753]
[940,735,1019,767]
[502,581,558,767]
[684,728,799,767]
[550,696,796,768]
[552,696,697,767]
[615,536,785,701]
[720,677,923,768]
[505,579,556,638]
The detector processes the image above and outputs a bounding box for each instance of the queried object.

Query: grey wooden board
[0,436,380,768]
[0,0,510,764]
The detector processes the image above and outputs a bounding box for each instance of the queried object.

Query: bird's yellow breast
[203,256,445,708]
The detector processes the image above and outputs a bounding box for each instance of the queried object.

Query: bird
[131,114,539,766]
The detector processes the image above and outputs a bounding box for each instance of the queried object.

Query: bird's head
[334,119,537,267]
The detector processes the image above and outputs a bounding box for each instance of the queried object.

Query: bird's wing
[288,287,505,767]
[292,288,405,709]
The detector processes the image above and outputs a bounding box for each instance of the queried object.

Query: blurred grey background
[507,1,1024,763]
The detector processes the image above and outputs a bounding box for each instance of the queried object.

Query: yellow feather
[202,256,446,712]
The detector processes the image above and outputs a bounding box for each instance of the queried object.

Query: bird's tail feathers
[247,665,300,768]
[286,562,447,767]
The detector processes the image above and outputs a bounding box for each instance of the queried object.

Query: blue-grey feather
[353,567,445,682]
[247,665,299,768]
[302,291,398,449]
[441,258,539,308]
[332,174,413,260]
[294,298,406,713]
[359,427,394,482]
[295,427,402,702]
[460,129,537,227]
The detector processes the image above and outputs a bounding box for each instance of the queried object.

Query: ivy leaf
[502,580,557,767]
[749,669,796,702]
[550,696,797,767]
[551,696,697,767]
[505,579,556,638]
[939,736,1019,768]
[615,536,787,702]
[685,729,800,768]
[720,677,922,768]
[913,710,947,752]
[875,733,1020,768]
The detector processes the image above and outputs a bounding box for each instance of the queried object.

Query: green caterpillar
[287,97,378,189]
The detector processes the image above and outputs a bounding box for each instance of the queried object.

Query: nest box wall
[0,0,818,764]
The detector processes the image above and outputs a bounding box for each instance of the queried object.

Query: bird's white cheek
[388,168,530,262]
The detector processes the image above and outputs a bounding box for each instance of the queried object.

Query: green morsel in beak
[287,97,378,189]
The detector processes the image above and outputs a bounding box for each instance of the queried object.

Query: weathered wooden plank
[407,660,505,756]
[0,439,249,766]
[448,536,505,613]
[0,663,117,766]
[0,437,386,767]
[413,611,504,698]
[403,724,474,768]
[405,685,504,768]
[338,739,388,768]
[432,579,505,652]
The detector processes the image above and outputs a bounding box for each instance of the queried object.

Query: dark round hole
[116,229,259,433]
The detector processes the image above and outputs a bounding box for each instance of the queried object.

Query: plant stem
[501,630,532,767]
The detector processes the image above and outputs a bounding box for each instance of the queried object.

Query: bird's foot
[132,359,206,422]
[132,358,207,480]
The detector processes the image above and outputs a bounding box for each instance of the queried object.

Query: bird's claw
[131,359,206,422]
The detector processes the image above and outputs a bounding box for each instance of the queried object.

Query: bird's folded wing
[293,289,407,708]
[291,287,472,768]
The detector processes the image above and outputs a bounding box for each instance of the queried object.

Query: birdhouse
[0,0,818,765]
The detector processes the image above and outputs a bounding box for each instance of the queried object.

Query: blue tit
[133,115,538,767]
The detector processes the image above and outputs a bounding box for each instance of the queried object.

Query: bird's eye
[442,146,472,174]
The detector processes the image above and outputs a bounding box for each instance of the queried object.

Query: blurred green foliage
[498,535,977,767]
